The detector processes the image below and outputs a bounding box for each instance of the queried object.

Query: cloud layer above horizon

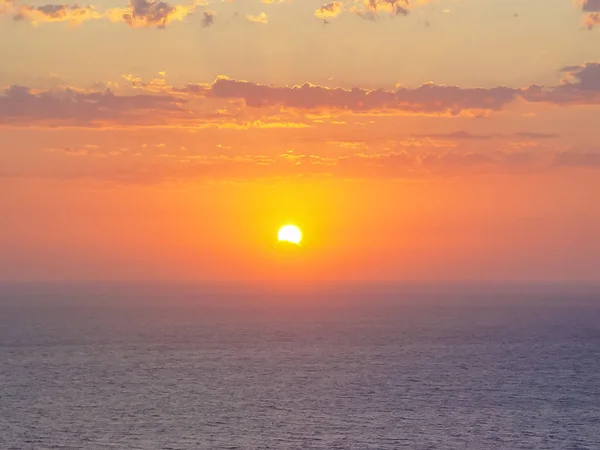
[1,0,600,184]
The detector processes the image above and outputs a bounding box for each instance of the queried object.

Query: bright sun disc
[278,225,302,245]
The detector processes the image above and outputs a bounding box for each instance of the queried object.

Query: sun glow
[278,224,302,245]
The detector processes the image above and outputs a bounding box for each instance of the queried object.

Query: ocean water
[1,284,599,449]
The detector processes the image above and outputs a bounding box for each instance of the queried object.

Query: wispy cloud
[15,145,600,184]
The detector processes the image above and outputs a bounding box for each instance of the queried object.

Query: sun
[278,224,302,245]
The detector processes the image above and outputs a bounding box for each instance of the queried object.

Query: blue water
[1,284,599,449]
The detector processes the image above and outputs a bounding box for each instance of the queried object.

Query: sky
[1,0,600,283]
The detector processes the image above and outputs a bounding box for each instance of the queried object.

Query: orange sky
[1,0,600,283]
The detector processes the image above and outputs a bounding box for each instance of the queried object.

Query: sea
[1,283,599,449]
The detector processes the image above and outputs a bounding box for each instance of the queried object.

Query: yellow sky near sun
[1,173,600,282]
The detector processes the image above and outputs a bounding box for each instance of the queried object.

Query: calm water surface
[1,284,599,449]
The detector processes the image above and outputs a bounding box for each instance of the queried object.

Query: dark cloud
[170,63,600,115]
[204,77,518,116]
[5,61,600,130]
[0,85,184,125]
[580,0,600,12]
[121,0,175,28]
[560,62,600,90]
[14,4,68,20]
[173,83,208,95]
[522,63,600,104]
[114,0,199,28]
[575,0,600,28]
[2,0,200,27]
[201,11,214,27]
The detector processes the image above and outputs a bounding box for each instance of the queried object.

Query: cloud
[410,131,559,142]
[2,0,203,27]
[421,151,495,168]
[45,147,90,156]
[161,62,600,116]
[522,62,600,105]
[312,0,425,23]
[109,0,201,28]
[2,0,596,30]
[20,146,600,184]
[583,12,600,28]
[173,83,209,95]
[201,10,214,27]
[574,0,600,28]
[351,0,413,20]
[247,12,268,23]
[513,131,559,139]
[6,61,600,129]
[576,0,600,12]
[418,131,493,141]
[122,73,169,93]
[14,4,102,25]
[315,1,343,19]
[193,150,597,180]
[0,85,184,125]
[203,76,518,116]
[2,0,103,25]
